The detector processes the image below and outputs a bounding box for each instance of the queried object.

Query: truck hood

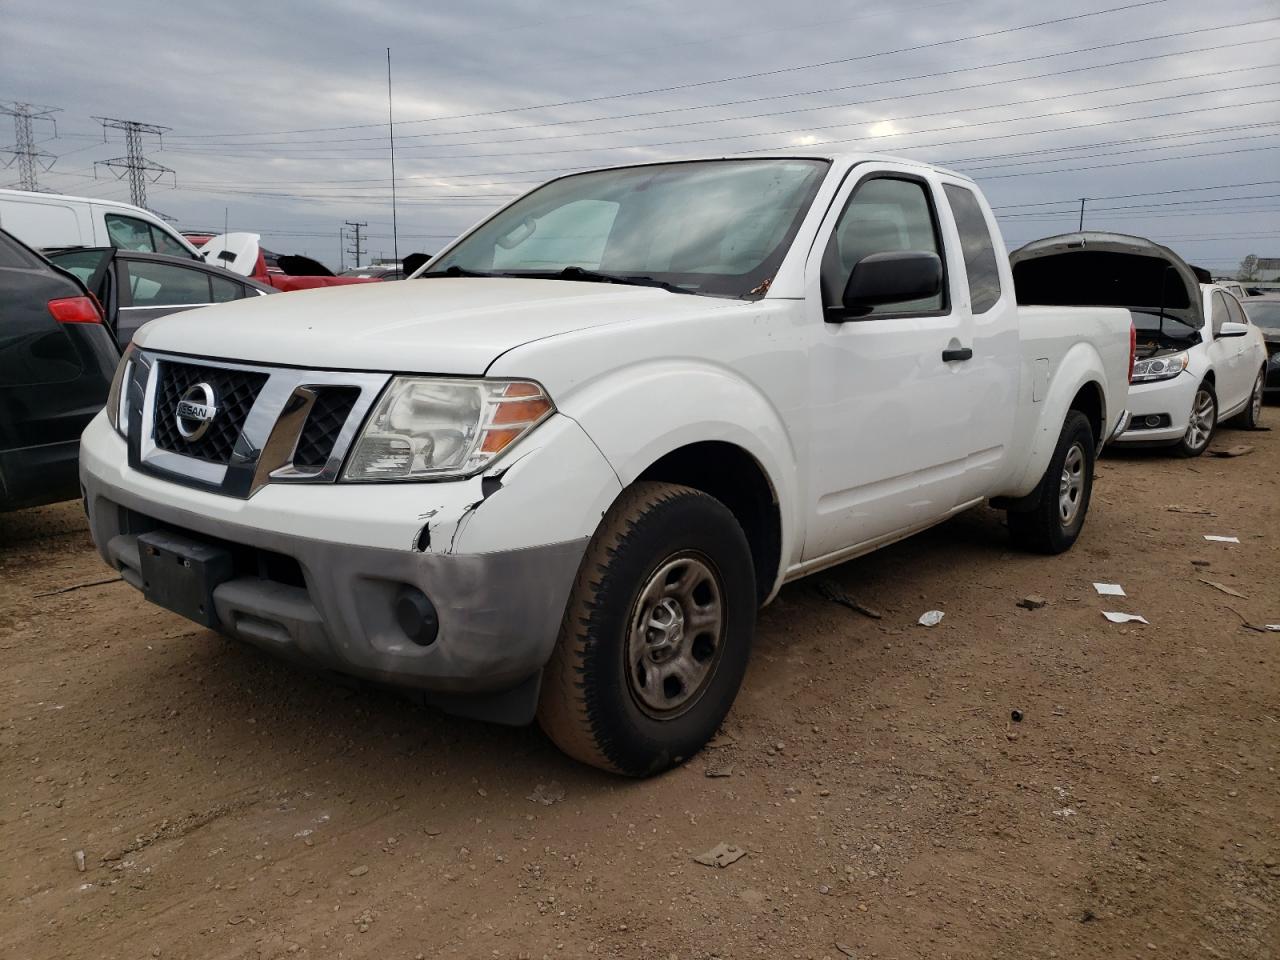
[133,277,729,374]
[1010,232,1205,329]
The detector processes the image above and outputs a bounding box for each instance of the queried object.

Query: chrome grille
[129,351,389,498]
[292,387,361,471]
[152,361,268,464]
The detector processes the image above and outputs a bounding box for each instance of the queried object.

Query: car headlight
[1130,351,1189,384]
[105,344,137,437]
[343,377,553,481]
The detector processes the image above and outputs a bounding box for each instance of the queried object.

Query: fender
[1001,340,1110,499]
[554,358,801,594]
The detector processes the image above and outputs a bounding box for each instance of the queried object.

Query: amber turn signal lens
[480,427,524,454]
[492,397,552,425]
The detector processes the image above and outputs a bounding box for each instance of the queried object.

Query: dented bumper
[78,412,622,721]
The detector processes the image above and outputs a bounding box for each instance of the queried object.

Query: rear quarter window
[943,184,1002,314]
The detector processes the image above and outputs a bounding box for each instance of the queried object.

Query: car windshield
[425,159,830,298]
[1243,300,1280,329]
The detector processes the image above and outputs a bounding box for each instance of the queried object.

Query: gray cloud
[3,0,1277,272]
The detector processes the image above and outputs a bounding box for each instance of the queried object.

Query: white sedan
[1118,282,1267,456]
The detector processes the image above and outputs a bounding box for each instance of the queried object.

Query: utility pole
[93,116,175,210]
[0,101,60,192]
[339,226,346,271]
[1078,198,1087,232]
[345,221,367,268]
[387,47,400,268]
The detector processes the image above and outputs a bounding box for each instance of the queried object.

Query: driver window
[821,177,944,317]
[105,214,158,252]
[152,227,193,259]
[1210,292,1229,336]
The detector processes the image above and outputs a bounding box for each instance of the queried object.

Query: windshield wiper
[512,266,694,295]
[420,264,503,279]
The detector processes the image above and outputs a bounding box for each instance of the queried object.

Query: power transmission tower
[345,221,367,268]
[0,101,60,191]
[93,116,175,210]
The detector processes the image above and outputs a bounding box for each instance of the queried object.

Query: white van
[0,189,201,259]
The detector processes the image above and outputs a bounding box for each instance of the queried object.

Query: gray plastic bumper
[84,473,587,722]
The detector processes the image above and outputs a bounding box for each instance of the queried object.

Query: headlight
[343,377,553,481]
[105,344,136,437]
[1130,351,1189,384]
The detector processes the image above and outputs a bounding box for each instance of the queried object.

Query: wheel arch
[1068,379,1105,452]
[635,441,782,605]
[1000,341,1113,498]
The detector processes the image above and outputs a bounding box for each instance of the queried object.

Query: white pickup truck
[80,155,1133,775]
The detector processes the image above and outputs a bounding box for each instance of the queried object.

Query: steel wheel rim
[1185,389,1215,449]
[625,552,725,719]
[1252,374,1263,421]
[1058,442,1086,527]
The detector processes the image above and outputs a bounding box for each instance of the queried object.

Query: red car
[197,233,382,292]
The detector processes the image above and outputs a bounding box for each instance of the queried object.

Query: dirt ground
[2,423,1277,960]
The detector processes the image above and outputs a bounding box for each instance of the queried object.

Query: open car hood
[1010,232,1204,329]
[198,232,261,278]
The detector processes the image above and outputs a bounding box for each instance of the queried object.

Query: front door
[1206,290,1250,412]
[802,170,975,562]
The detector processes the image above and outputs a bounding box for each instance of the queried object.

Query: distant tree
[1238,254,1259,281]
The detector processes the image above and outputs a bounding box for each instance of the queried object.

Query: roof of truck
[550,153,976,184]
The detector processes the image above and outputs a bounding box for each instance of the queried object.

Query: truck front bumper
[79,412,622,723]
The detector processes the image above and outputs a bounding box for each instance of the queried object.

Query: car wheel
[1176,382,1217,457]
[537,481,756,776]
[1007,410,1095,555]
[1229,368,1265,429]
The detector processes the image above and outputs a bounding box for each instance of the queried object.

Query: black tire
[1176,381,1217,457]
[1007,410,1095,555]
[537,481,756,777]
[1228,368,1265,429]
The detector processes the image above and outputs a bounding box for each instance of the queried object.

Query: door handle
[942,347,973,362]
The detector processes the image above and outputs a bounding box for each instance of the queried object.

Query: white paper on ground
[1203,535,1241,543]
[1093,582,1126,597]
[918,610,945,627]
[1102,611,1149,625]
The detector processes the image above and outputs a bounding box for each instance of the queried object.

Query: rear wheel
[1007,410,1095,554]
[1177,383,1217,457]
[537,482,756,776]
[1229,368,1265,429]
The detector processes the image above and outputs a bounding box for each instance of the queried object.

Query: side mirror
[1217,321,1249,338]
[840,251,942,317]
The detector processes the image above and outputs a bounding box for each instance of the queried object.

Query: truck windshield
[425,159,829,299]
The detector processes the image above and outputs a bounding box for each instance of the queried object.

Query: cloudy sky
[3,0,1277,272]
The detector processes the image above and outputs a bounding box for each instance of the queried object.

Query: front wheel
[1176,383,1217,457]
[537,482,756,776]
[1229,369,1265,430]
[1007,410,1095,554]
